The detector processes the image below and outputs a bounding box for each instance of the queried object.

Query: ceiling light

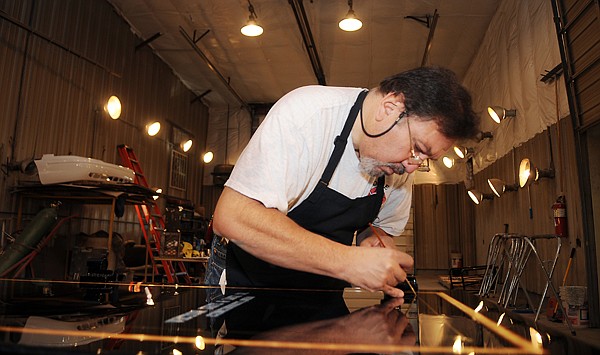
[241,1,263,37]
[518,158,554,188]
[488,106,517,124]
[467,188,494,205]
[181,139,193,152]
[339,0,362,32]
[487,178,519,197]
[104,95,121,119]
[202,151,214,164]
[442,156,455,168]
[454,146,474,159]
[146,121,161,136]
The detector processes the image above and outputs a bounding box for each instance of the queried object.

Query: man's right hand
[341,246,414,298]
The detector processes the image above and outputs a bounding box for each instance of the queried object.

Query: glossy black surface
[0,278,595,354]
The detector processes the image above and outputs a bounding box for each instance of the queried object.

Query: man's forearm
[212,187,352,279]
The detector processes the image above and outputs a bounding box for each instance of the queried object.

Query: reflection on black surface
[3,279,599,354]
[0,281,172,354]
[214,290,416,354]
[0,281,420,354]
[13,313,127,347]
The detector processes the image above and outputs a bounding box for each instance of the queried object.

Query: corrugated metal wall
[413,114,583,295]
[0,0,209,261]
[414,183,475,270]
[471,116,584,295]
[553,0,600,325]
[557,0,600,129]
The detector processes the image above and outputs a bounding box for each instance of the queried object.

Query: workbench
[11,182,156,271]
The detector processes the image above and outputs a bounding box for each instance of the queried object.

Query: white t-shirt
[225,85,413,236]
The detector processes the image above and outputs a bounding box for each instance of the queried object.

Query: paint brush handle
[368,223,386,248]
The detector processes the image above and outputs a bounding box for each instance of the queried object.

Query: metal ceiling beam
[0,10,120,77]
[288,0,327,85]
[191,89,212,104]
[135,32,162,51]
[179,26,250,112]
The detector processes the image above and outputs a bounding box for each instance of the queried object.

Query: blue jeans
[204,236,227,302]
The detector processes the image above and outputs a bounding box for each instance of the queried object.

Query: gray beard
[359,157,406,177]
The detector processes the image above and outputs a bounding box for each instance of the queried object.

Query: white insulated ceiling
[108,0,501,109]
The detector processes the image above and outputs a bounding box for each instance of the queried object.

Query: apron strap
[320,90,368,185]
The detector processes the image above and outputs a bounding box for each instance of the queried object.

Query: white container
[450,252,463,268]
[560,286,589,327]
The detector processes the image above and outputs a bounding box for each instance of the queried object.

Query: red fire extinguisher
[552,195,568,237]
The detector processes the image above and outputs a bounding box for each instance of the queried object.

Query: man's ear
[381,92,406,118]
[391,92,406,112]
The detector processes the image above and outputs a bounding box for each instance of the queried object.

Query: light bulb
[146,121,161,136]
[241,18,263,37]
[181,139,193,152]
[339,10,362,31]
[202,151,214,164]
[105,95,122,119]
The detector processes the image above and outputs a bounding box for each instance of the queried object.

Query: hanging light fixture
[442,156,455,169]
[488,106,517,124]
[339,0,362,32]
[146,121,161,136]
[518,158,554,188]
[104,95,122,119]
[241,1,263,37]
[181,139,193,152]
[467,188,494,205]
[202,151,214,164]
[454,146,474,160]
[487,178,519,197]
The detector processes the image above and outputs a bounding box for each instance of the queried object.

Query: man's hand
[341,245,414,298]
[353,230,414,297]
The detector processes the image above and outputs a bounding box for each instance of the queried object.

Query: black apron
[226,90,385,289]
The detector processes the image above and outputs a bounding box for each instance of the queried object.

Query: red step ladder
[117,144,191,285]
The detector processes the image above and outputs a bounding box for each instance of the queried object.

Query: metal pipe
[288,0,326,85]
[0,10,121,78]
[421,10,439,67]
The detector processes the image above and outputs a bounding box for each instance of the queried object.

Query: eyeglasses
[360,106,425,166]
[406,116,423,166]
